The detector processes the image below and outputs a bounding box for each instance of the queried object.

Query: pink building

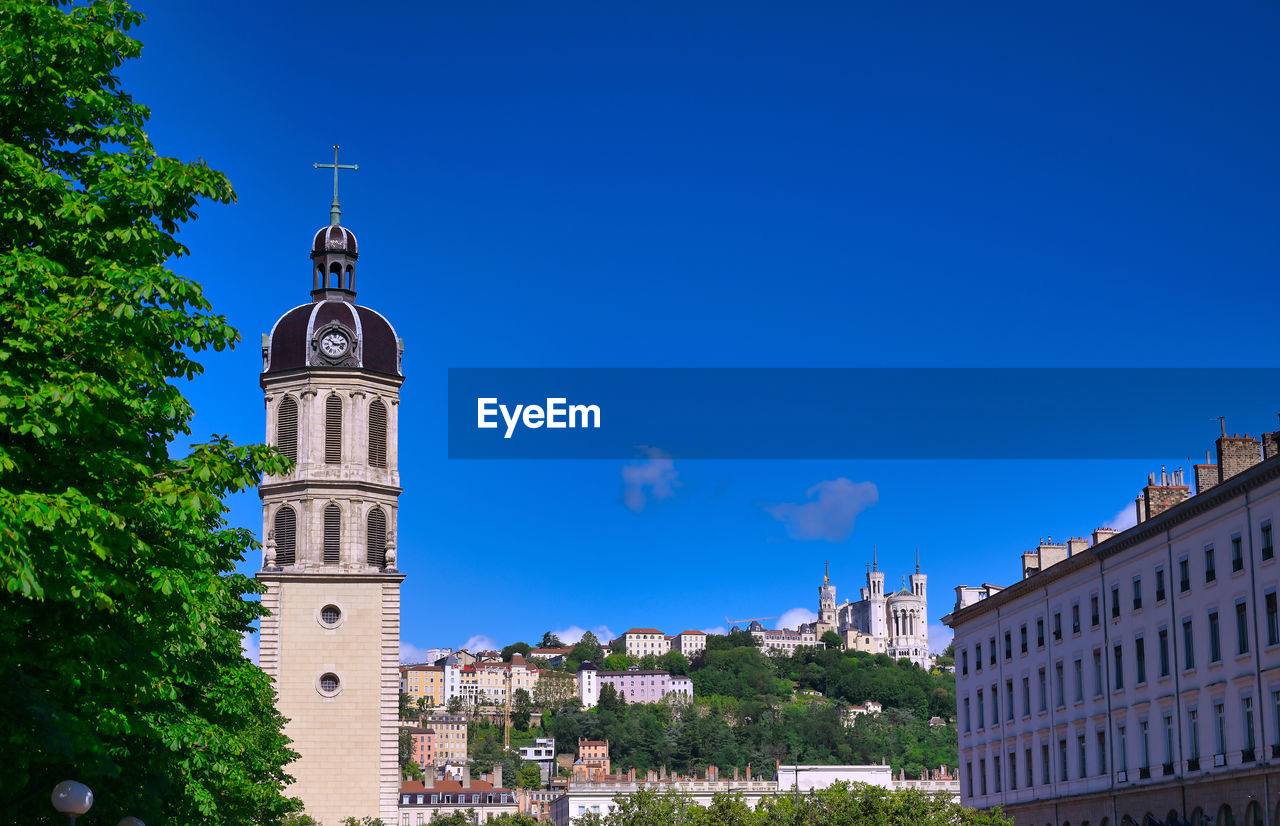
[576,663,693,707]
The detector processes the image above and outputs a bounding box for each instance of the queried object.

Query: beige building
[423,713,468,765]
[671,630,707,659]
[256,199,405,823]
[400,664,445,708]
[617,628,671,658]
[945,423,1280,826]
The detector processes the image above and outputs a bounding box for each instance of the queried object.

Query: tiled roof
[399,779,512,795]
[623,628,663,634]
[677,630,707,636]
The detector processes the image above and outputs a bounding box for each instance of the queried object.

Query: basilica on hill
[803,550,931,667]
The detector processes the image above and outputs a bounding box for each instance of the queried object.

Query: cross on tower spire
[314,144,359,227]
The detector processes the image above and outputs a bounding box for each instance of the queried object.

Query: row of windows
[272,504,388,566]
[966,689,1279,795]
[276,395,389,468]
[960,525,1275,678]
[963,600,1280,733]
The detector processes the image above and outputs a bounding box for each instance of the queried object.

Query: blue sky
[120,2,1280,659]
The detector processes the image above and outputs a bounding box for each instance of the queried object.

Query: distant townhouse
[573,738,611,781]
[421,714,467,765]
[671,630,707,659]
[576,662,693,707]
[399,768,516,824]
[400,664,446,708]
[460,657,539,706]
[401,726,433,769]
[616,628,670,658]
[841,700,883,726]
[944,423,1280,826]
[518,737,557,784]
[528,647,573,666]
[743,620,818,655]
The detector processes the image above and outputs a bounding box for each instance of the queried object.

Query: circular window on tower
[319,603,342,628]
[317,672,341,697]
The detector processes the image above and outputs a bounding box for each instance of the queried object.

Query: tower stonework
[257,202,405,824]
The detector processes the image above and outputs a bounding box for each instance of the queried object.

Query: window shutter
[367,507,387,567]
[368,399,388,468]
[323,504,341,565]
[277,396,298,462]
[274,506,297,565]
[325,395,342,463]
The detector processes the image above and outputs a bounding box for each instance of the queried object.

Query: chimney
[1067,537,1088,557]
[1134,495,1146,524]
[1264,415,1280,460]
[425,770,435,789]
[1143,467,1189,519]
[708,764,718,781]
[1092,527,1119,546]
[1036,538,1068,571]
[646,769,656,783]
[1194,449,1217,495]
[462,767,471,789]
[660,765,667,780]
[746,764,751,780]
[1217,422,1262,483]
[493,764,502,790]
[733,766,740,781]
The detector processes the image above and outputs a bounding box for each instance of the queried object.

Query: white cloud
[778,607,818,631]
[554,625,615,645]
[622,449,679,513]
[464,634,499,652]
[401,641,433,663]
[701,626,728,637]
[928,623,953,654]
[1105,501,1138,532]
[767,478,878,541]
[241,631,260,665]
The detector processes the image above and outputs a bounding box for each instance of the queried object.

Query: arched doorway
[1217,804,1234,826]
[1189,808,1204,826]
[1244,802,1262,826]
[1167,810,1180,826]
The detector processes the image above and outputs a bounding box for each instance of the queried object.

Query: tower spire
[915,546,920,574]
[824,560,829,586]
[872,544,877,572]
[314,144,359,227]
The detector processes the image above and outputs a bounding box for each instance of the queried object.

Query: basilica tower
[256,170,405,824]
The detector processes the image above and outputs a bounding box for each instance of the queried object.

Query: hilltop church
[804,551,931,667]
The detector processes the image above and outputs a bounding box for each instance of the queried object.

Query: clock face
[320,331,349,358]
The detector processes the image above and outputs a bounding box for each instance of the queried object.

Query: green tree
[447,695,466,715]
[515,762,543,789]
[0,2,297,823]
[400,690,416,719]
[539,631,566,649]
[658,650,690,676]
[820,630,844,650]
[399,728,423,780]
[533,670,576,708]
[501,642,532,661]
[570,630,605,666]
[512,688,533,730]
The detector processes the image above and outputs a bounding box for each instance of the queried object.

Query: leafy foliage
[0,1,296,821]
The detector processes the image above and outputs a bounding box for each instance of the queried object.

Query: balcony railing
[1162,763,1174,776]
[1187,758,1200,771]
[1138,767,1151,779]
[1242,748,1256,763]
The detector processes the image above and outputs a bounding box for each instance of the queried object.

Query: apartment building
[576,662,693,707]
[421,714,467,765]
[945,426,1280,826]
[616,628,671,658]
[671,630,707,659]
[400,664,446,708]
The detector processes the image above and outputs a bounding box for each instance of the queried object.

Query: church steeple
[310,145,360,300]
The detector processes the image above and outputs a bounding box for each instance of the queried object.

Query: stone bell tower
[256,149,405,824]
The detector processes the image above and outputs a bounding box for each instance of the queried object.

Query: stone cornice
[947,455,1280,628]
[260,478,403,498]
[256,571,406,585]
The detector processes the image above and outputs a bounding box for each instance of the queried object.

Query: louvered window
[277,396,298,462]
[368,399,388,468]
[323,504,341,565]
[273,506,296,566]
[325,395,342,463]
[367,507,387,567]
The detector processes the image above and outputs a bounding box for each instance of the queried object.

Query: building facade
[745,620,819,654]
[671,630,707,659]
[807,553,930,667]
[519,737,557,784]
[616,628,671,658]
[399,771,517,824]
[576,663,693,707]
[400,664,446,708]
[945,426,1280,826]
[422,714,468,765]
[256,190,405,823]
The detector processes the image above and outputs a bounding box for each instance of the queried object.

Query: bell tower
[256,148,405,825]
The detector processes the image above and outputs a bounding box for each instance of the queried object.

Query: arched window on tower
[367,507,387,568]
[325,395,342,463]
[329,261,342,289]
[274,506,297,566]
[323,504,341,565]
[368,398,388,468]
[277,395,298,463]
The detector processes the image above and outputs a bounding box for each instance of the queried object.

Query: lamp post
[51,780,93,825]
[119,818,146,826]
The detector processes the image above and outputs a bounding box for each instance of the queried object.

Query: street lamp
[119,818,146,826]
[51,780,93,825]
